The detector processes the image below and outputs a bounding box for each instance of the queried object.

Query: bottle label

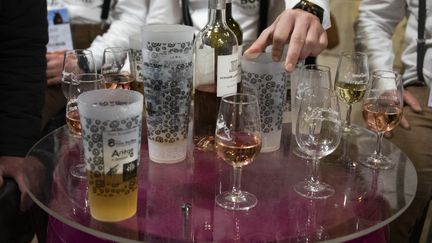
[102,127,139,181]
[217,54,238,97]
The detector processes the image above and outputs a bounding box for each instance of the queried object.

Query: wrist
[292,0,324,24]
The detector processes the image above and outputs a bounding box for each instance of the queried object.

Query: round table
[25,124,417,242]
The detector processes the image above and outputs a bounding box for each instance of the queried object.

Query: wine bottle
[193,0,239,151]
[226,0,243,53]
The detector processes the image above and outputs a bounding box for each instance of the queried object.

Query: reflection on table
[25,124,417,242]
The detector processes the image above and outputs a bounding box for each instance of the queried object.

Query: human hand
[384,89,422,137]
[0,156,44,212]
[46,51,64,86]
[244,9,328,72]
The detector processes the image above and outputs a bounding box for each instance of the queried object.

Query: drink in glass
[215,94,262,211]
[102,47,134,90]
[77,89,143,221]
[334,51,369,134]
[361,70,403,170]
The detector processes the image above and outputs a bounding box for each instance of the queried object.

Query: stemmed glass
[292,64,332,159]
[335,51,369,134]
[215,94,262,210]
[101,47,134,90]
[67,73,106,178]
[361,70,403,170]
[61,49,96,100]
[294,87,342,199]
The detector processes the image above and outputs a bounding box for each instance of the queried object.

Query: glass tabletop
[25,124,417,242]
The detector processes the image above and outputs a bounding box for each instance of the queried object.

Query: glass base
[292,145,311,160]
[216,190,257,211]
[294,181,335,199]
[295,225,329,243]
[361,154,395,170]
[70,163,87,179]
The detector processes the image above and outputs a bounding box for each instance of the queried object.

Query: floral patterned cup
[77,89,143,222]
[141,24,195,163]
[241,53,288,152]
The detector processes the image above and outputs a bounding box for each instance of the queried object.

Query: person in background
[354,0,432,242]
[0,0,48,242]
[181,0,330,72]
[43,0,150,133]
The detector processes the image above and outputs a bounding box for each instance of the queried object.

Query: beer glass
[141,24,195,163]
[241,52,287,152]
[78,89,143,222]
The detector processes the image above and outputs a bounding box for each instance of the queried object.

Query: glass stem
[375,132,384,156]
[309,157,320,186]
[346,104,352,127]
[232,166,242,196]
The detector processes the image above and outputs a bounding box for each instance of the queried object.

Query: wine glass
[61,49,96,100]
[361,70,403,170]
[215,94,262,210]
[292,64,332,159]
[101,47,134,90]
[294,87,342,199]
[67,73,106,178]
[335,51,369,134]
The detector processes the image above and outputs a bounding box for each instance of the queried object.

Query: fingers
[403,90,422,112]
[399,115,410,129]
[284,15,308,72]
[271,13,294,63]
[0,166,3,188]
[47,77,61,86]
[244,24,275,59]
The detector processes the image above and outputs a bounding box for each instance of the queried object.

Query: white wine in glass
[334,51,369,134]
[215,94,262,211]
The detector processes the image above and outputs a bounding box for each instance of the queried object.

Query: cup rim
[141,24,195,33]
[221,93,259,105]
[72,73,105,83]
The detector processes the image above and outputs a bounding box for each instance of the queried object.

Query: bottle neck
[226,1,232,17]
[208,0,227,25]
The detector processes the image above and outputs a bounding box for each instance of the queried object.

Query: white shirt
[88,0,182,68]
[52,0,117,24]
[187,0,330,45]
[354,0,432,86]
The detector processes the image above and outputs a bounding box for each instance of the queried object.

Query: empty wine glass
[361,70,403,170]
[294,87,342,199]
[61,49,96,100]
[101,47,134,90]
[67,73,106,178]
[215,94,262,210]
[292,64,332,159]
[335,51,369,134]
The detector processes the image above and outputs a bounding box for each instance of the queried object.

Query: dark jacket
[0,0,48,156]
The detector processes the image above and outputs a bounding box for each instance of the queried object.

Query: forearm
[88,0,149,69]
[354,0,406,71]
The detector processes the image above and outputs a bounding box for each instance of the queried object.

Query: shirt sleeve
[0,0,48,156]
[284,0,331,30]
[88,0,149,69]
[353,0,406,71]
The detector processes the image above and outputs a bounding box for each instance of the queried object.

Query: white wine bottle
[193,0,239,151]
[226,0,242,53]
